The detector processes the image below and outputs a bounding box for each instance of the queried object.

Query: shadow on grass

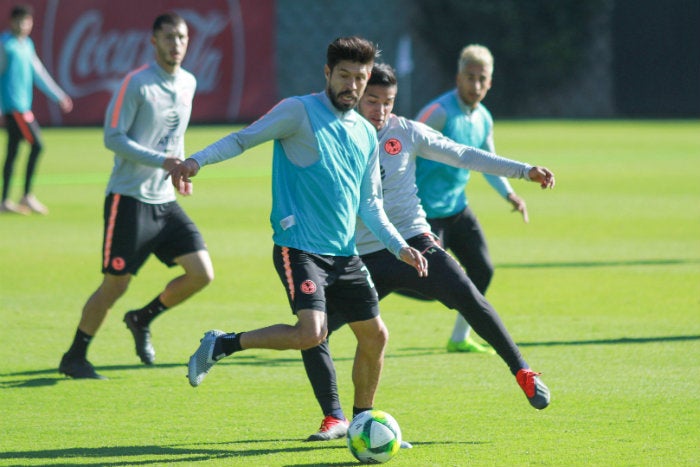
[0,356,307,383]
[497,258,700,269]
[0,362,187,381]
[396,335,700,360]
[398,334,700,353]
[0,439,477,466]
[517,334,700,347]
[281,441,486,467]
[2,333,699,386]
[0,441,338,466]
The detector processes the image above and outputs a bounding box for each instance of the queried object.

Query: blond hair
[457,44,494,75]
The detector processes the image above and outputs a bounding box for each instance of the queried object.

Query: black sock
[353,406,373,419]
[132,296,168,327]
[215,332,244,359]
[66,329,92,359]
[301,340,346,421]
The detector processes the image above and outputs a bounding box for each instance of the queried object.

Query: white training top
[355,113,533,255]
[104,61,196,204]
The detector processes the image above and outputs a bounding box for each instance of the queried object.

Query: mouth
[369,117,383,129]
[338,91,357,103]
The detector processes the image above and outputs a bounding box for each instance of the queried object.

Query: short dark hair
[368,63,397,87]
[10,4,33,19]
[152,12,186,34]
[326,36,379,71]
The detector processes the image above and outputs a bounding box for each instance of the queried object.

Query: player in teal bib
[170,38,428,433]
[270,93,378,256]
[0,5,72,214]
[415,44,535,354]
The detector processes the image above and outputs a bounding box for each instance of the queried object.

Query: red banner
[2,0,276,125]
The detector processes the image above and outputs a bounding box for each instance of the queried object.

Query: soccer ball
[347,409,402,464]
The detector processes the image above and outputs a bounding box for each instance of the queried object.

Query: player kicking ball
[301,63,553,442]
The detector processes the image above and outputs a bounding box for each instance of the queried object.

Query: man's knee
[298,328,327,350]
[99,274,130,301]
[355,320,389,352]
[295,309,328,350]
[189,267,214,290]
[180,251,214,290]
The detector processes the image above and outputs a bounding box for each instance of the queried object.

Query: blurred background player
[0,4,73,215]
[59,12,214,379]
[302,63,553,442]
[414,44,535,353]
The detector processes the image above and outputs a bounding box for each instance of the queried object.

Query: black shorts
[427,206,493,293]
[101,193,206,275]
[272,245,379,323]
[361,232,483,310]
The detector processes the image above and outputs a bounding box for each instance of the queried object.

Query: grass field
[1,120,699,466]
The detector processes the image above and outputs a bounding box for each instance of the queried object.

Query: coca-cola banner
[4,0,276,125]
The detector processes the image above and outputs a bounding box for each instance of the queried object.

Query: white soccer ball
[347,409,402,464]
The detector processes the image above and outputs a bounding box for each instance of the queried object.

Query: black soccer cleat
[59,353,106,380]
[124,310,156,365]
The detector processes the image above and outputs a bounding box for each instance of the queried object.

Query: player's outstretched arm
[398,246,429,277]
[508,166,555,223]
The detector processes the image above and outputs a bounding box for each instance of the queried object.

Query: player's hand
[507,193,529,223]
[166,158,200,196]
[399,246,428,277]
[59,96,73,113]
[528,166,555,189]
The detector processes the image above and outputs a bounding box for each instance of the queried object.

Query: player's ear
[324,64,331,81]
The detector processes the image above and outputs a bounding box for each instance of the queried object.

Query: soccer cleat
[400,441,413,449]
[516,368,551,410]
[0,199,30,215]
[124,311,155,365]
[59,353,107,380]
[446,337,496,354]
[19,194,49,215]
[188,330,226,387]
[306,415,349,441]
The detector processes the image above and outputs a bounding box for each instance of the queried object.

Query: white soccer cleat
[20,194,49,215]
[0,199,30,215]
[306,416,349,441]
[188,330,226,387]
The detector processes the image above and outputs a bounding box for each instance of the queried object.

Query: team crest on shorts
[300,279,317,294]
[384,138,402,155]
[111,257,126,271]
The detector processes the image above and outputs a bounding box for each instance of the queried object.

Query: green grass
[1,121,699,466]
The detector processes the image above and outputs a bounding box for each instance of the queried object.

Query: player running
[59,12,214,379]
[302,63,554,442]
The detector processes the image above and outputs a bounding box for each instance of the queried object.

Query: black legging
[2,111,43,201]
[303,233,527,417]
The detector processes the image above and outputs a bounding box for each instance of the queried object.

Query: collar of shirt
[317,91,360,125]
[453,89,478,117]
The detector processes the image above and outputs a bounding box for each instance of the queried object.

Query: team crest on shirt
[300,280,317,294]
[384,138,402,155]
